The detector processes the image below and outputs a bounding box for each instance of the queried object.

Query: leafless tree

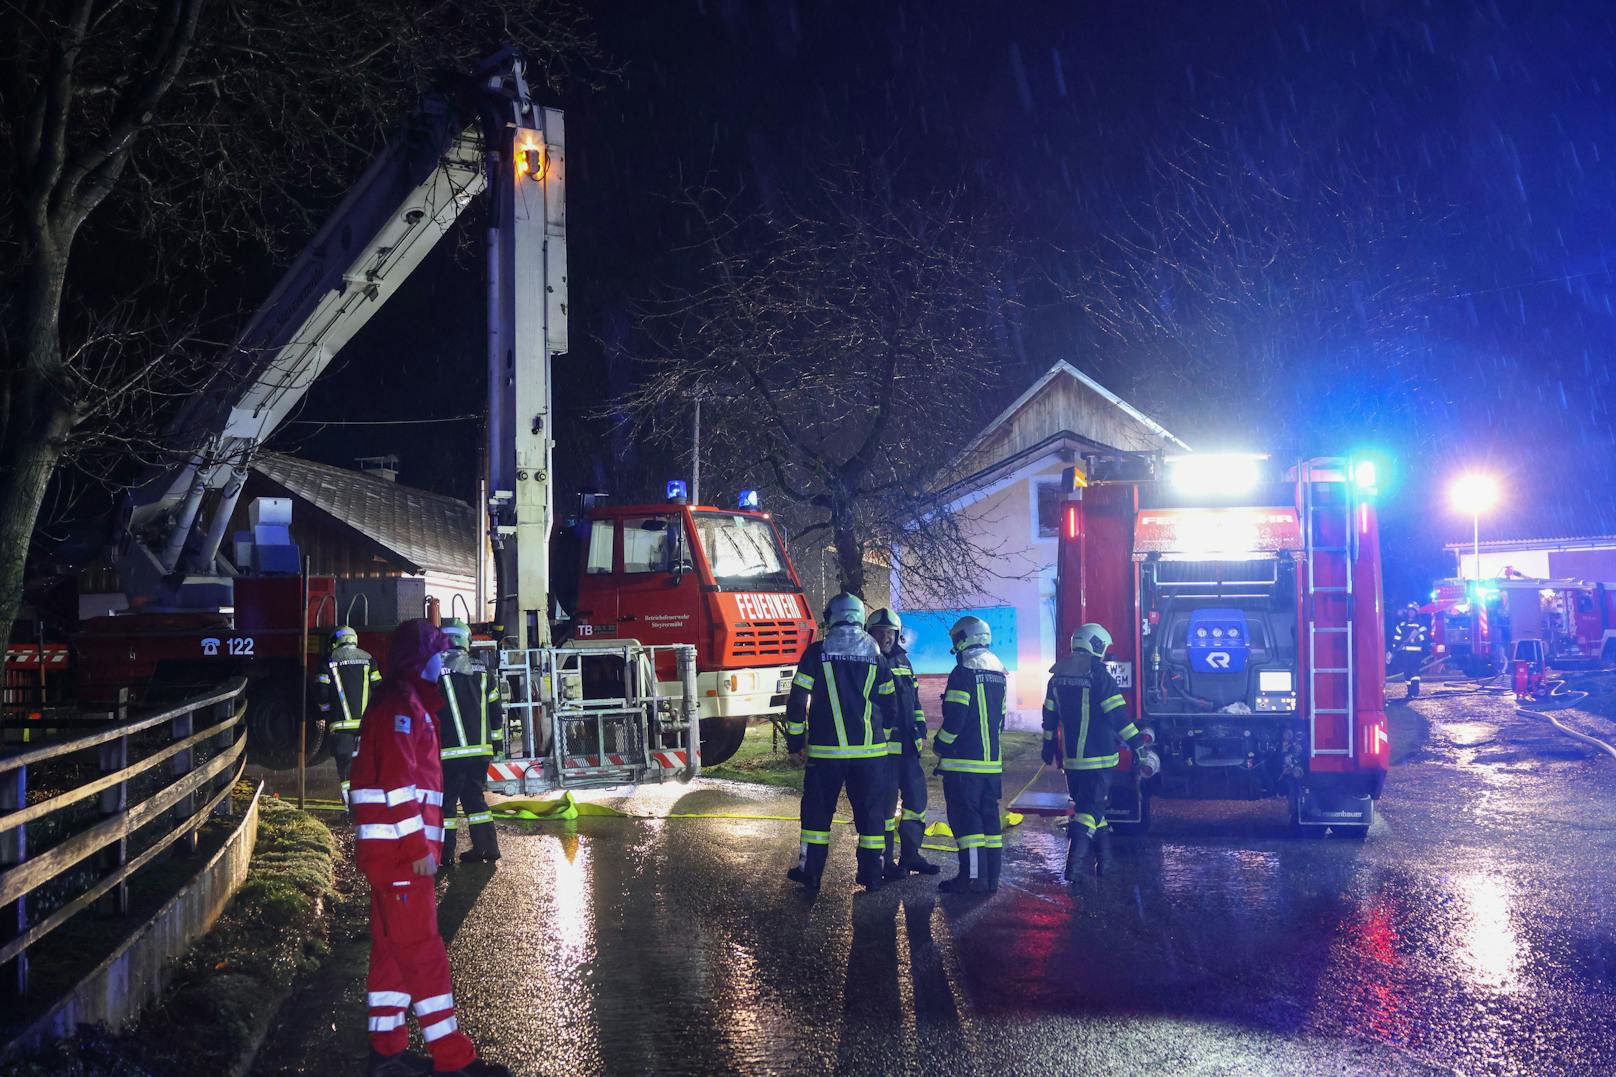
[621,167,1018,603]
[0,0,600,646]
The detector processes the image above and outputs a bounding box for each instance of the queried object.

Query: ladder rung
[1311,547,1349,554]
[1313,667,1350,674]
[1313,626,1350,634]
[1309,586,1350,593]
[1313,708,1350,715]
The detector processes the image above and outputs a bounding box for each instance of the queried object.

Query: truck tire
[246,679,324,770]
[698,715,750,767]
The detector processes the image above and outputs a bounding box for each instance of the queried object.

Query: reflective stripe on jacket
[883,645,927,756]
[436,649,504,760]
[318,645,380,731]
[935,648,1006,774]
[350,678,446,884]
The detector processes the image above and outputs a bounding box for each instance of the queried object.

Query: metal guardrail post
[98,729,130,916]
[170,704,198,856]
[1,765,26,994]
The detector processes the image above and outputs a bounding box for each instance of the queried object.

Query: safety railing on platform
[0,677,250,995]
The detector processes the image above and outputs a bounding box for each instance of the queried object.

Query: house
[894,361,1186,728]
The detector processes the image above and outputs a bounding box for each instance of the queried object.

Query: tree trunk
[832,511,866,600]
[0,433,69,653]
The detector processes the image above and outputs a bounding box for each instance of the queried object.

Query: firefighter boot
[1407,675,1421,700]
[985,846,1002,893]
[883,829,903,880]
[897,819,939,876]
[857,847,885,892]
[787,842,828,891]
[440,821,458,869]
[462,820,502,864]
[367,1049,433,1077]
[1063,827,1092,883]
[1093,826,1114,877]
[938,848,986,894]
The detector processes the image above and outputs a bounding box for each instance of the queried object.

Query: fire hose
[1515,676,1616,763]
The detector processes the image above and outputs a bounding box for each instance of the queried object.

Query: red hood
[384,618,451,690]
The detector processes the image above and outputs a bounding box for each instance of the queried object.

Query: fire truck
[1054,452,1390,837]
[1429,576,1616,675]
[73,51,814,784]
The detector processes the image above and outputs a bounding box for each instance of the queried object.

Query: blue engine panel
[1187,608,1251,673]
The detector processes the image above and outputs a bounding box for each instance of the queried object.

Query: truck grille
[732,620,806,660]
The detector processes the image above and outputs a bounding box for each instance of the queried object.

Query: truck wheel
[246,681,324,770]
[698,716,750,767]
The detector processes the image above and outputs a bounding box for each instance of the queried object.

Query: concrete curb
[0,780,266,1062]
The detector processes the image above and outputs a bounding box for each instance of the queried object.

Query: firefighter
[316,625,380,806]
[785,592,899,893]
[349,619,510,1077]
[1391,603,1428,699]
[1041,623,1151,880]
[436,618,503,865]
[934,615,1007,894]
[866,608,938,879]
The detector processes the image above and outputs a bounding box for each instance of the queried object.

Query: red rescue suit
[348,620,477,1072]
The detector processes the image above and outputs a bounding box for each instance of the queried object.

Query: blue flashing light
[1352,459,1378,492]
[665,479,689,502]
[738,488,760,510]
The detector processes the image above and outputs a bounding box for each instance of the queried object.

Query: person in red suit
[348,619,510,1077]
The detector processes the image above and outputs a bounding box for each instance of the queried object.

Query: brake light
[1065,506,1078,540]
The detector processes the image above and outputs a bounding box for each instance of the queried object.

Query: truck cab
[559,496,815,763]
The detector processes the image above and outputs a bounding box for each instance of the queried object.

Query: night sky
[280,1,1616,608]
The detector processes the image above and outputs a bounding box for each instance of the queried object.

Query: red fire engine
[1055,453,1389,836]
[70,52,813,780]
[1428,576,1616,675]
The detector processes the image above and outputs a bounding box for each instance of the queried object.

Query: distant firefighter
[1391,603,1428,699]
[318,625,380,805]
[934,615,1008,894]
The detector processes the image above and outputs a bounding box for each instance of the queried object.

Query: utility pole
[691,395,702,507]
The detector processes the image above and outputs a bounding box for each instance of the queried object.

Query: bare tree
[621,167,1018,603]
[0,0,600,647]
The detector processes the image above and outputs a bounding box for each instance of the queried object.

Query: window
[1035,479,1064,540]
[623,515,677,574]
[586,520,614,575]
[693,512,793,590]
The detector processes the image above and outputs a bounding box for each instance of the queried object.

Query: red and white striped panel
[3,646,70,669]
[651,751,689,769]
[486,760,531,782]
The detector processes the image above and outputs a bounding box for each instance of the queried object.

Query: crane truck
[1052,452,1390,837]
[74,50,815,785]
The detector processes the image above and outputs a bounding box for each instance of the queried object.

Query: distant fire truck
[1429,576,1616,675]
[72,51,813,784]
[1055,453,1389,837]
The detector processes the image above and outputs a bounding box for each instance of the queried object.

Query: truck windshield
[693,512,795,591]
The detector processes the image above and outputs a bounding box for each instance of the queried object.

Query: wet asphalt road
[255,685,1616,1076]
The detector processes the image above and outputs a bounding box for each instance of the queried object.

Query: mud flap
[1291,785,1373,836]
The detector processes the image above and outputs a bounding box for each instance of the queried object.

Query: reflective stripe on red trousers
[366,876,476,1069]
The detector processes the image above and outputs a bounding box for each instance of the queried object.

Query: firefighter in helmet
[435,618,504,865]
[865,608,938,879]
[785,593,899,892]
[1042,623,1152,880]
[934,615,1008,894]
[317,625,380,805]
[1391,602,1428,699]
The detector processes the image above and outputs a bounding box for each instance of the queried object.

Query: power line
[286,414,482,427]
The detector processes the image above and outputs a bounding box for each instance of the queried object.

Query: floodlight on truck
[1165,452,1266,495]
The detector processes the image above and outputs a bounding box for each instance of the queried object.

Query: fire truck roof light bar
[1164,453,1268,496]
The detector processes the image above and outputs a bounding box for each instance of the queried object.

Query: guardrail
[0,677,249,995]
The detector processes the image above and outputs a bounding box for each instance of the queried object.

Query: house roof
[250,452,477,578]
[970,360,1189,459]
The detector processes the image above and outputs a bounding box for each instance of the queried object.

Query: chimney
[356,454,399,483]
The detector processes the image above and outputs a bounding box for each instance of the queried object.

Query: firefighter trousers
[367,877,477,1070]
[798,758,887,882]
[441,756,499,861]
[882,752,928,854]
[331,732,358,802]
[941,772,1002,875]
[1065,767,1114,838]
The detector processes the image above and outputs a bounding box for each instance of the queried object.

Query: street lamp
[1449,472,1500,583]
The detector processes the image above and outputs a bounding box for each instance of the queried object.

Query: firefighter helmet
[442,618,471,647]
[333,626,358,647]
[950,615,992,652]
[1071,623,1113,658]
[865,607,903,634]
[824,592,866,628]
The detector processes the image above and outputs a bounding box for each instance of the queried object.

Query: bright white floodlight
[1449,472,1499,515]
[1166,453,1266,496]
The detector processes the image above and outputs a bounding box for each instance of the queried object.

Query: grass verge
[8,785,338,1077]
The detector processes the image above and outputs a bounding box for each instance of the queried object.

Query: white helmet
[824,592,866,628]
[950,615,991,652]
[1071,623,1113,658]
[333,626,358,647]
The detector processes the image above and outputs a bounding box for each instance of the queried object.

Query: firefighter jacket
[436,649,504,760]
[786,625,899,761]
[349,622,449,885]
[1393,619,1428,653]
[1041,652,1146,770]
[318,643,380,732]
[883,644,927,757]
[935,646,1007,774]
